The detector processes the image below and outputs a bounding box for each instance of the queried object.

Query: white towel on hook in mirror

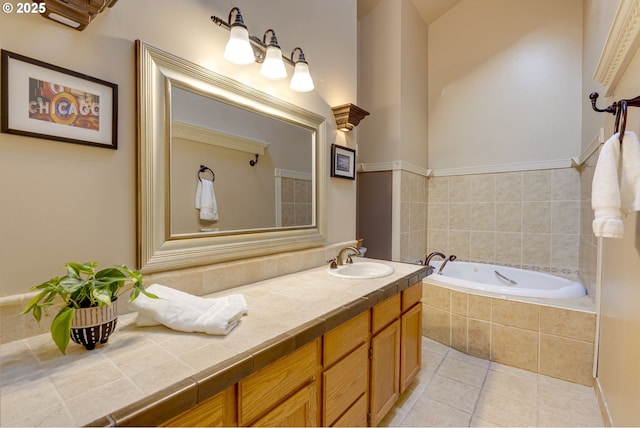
[195,178,218,221]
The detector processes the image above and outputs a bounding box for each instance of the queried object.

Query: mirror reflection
[170,87,314,235]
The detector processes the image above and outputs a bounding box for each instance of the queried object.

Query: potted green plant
[21,261,156,354]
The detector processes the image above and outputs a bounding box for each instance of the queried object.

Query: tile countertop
[0,259,428,427]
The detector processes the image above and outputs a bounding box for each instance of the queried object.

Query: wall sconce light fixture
[332,103,370,131]
[211,8,315,92]
[34,0,118,31]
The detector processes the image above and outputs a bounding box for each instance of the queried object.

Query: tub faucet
[424,251,446,268]
[437,254,457,275]
[336,246,361,266]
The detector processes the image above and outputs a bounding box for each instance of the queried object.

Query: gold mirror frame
[136,41,327,273]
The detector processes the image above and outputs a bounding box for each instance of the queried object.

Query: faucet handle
[346,255,355,264]
[327,258,338,269]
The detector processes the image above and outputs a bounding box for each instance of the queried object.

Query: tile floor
[381,337,604,427]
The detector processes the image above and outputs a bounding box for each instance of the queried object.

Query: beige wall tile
[539,306,596,342]
[471,203,496,231]
[551,234,579,269]
[523,201,551,233]
[471,175,496,203]
[429,177,449,203]
[427,229,449,255]
[552,201,580,234]
[451,314,468,353]
[495,232,522,266]
[449,203,470,230]
[451,290,468,315]
[495,172,523,202]
[552,168,580,201]
[495,202,522,232]
[468,295,492,321]
[491,324,538,372]
[522,233,551,266]
[492,299,539,331]
[401,201,411,233]
[470,231,495,262]
[423,283,451,311]
[468,319,490,360]
[523,170,551,201]
[449,231,471,261]
[449,175,471,203]
[423,304,451,346]
[539,334,594,386]
[428,202,448,230]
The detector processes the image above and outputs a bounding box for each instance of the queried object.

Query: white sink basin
[327,262,394,279]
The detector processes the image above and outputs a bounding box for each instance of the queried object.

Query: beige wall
[595,38,640,428]
[428,0,583,170]
[0,0,358,299]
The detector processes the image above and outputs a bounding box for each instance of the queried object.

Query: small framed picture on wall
[330,144,356,180]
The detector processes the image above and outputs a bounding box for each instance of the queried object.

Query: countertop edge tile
[108,377,197,427]
[191,351,254,402]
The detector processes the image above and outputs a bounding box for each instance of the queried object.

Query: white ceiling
[357,0,460,26]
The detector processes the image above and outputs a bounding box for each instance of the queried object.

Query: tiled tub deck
[422,282,596,386]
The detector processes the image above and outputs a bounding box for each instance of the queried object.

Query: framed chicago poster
[1,50,118,149]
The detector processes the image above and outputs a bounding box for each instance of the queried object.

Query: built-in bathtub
[428,260,586,299]
[422,261,596,386]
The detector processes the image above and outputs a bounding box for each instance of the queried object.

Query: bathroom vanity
[0,259,428,427]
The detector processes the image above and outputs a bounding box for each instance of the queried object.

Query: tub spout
[437,254,457,275]
[424,252,446,268]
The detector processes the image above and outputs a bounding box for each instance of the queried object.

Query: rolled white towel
[592,133,624,238]
[129,284,247,336]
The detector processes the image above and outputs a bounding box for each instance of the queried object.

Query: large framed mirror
[136,41,327,273]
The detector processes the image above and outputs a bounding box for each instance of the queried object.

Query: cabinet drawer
[332,393,367,427]
[324,311,369,367]
[372,293,401,334]
[402,282,422,312]
[251,382,318,427]
[239,339,319,426]
[322,343,368,426]
[163,386,236,427]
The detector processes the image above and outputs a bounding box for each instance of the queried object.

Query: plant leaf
[92,288,113,306]
[51,307,74,355]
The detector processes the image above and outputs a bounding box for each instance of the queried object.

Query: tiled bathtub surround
[422,283,596,386]
[400,170,429,264]
[427,168,581,277]
[280,176,312,227]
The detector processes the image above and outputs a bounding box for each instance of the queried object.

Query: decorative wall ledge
[172,121,269,155]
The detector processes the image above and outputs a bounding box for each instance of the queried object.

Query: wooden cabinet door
[239,340,319,426]
[322,343,368,426]
[163,386,236,427]
[400,303,422,393]
[369,319,400,426]
[252,382,318,427]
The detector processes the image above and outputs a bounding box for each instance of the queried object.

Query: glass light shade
[290,62,314,92]
[260,46,287,80]
[223,25,255,65]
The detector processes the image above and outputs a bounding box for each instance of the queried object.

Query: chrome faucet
[423,251,446,268]
[437,254,457,275]
[336,246,361,266]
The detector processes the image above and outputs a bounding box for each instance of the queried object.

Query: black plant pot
[70,300,118,350]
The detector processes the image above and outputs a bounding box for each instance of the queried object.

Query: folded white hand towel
[195,178,218,221]
[592,133,624,238]
[621,131,640,214]
[129,284,247,336]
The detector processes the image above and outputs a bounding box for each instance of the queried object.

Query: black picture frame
[331,144,356,180]
[1,49,118,149]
